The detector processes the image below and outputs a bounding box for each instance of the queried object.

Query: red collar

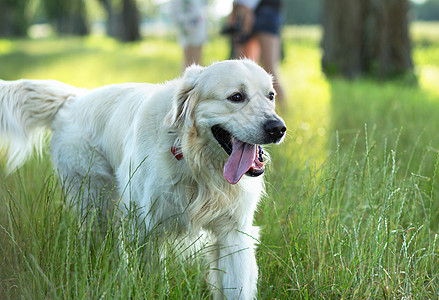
[171,146,183,160]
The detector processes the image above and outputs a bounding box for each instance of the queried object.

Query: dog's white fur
[0,60,285,299]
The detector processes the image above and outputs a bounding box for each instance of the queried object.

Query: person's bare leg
[257,33,286,105]
[235,37,260,61]
[183,45,202,69]
[243,37,260,61]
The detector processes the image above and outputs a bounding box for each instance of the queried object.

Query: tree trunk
[55,10,89,35]
[0,0,29,37]
[120,0,140,41]
[98,0,140,42]
[99,0,119,37]
[321,0,413,79]
[42,0,89,36]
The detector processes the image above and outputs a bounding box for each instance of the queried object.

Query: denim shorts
[253,5,282,36]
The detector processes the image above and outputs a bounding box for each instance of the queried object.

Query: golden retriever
[0,59,286,299]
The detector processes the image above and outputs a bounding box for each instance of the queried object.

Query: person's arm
[233,0,261,36]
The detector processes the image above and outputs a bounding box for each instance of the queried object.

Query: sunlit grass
[280,34,331,167]
[0,39,13,55]
[1,23,439,299]
[0,36,181,87]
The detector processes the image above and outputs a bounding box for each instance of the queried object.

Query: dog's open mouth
[211,125,265,184]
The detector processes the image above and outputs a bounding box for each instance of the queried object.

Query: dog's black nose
[264,119,286,142]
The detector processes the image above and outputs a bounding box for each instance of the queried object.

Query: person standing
[228,0,286,104]
[171,0,208,69]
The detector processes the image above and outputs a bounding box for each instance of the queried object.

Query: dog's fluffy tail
[0,79,83,173]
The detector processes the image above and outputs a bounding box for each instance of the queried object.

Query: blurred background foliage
[1,0,437,79]
[0,0,438,39]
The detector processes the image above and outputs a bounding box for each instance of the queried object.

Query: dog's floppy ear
[167,64,204,129]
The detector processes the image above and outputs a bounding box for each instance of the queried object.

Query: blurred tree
[321,0,414,79]
[284,0,322,25]
[98,0,140,42]
[0,0,29,36]
[121,0,140,41]
[42,0,89,35]
[413,0,439,20]
[99,0,117,37]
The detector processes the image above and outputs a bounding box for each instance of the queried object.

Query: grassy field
[1,23,439,299]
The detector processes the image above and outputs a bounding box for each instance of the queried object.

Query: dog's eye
[268,92,275,101]
[227,93,244,102]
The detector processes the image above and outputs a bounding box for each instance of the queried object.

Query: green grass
[1,23,439,299]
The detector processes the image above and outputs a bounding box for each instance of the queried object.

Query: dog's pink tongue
[224,140,256,184]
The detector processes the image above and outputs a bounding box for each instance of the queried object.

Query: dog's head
[168,60,286,184]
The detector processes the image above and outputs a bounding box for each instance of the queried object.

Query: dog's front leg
[209,227,259,300]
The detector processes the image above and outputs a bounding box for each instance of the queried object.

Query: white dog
[0,60,286,299]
